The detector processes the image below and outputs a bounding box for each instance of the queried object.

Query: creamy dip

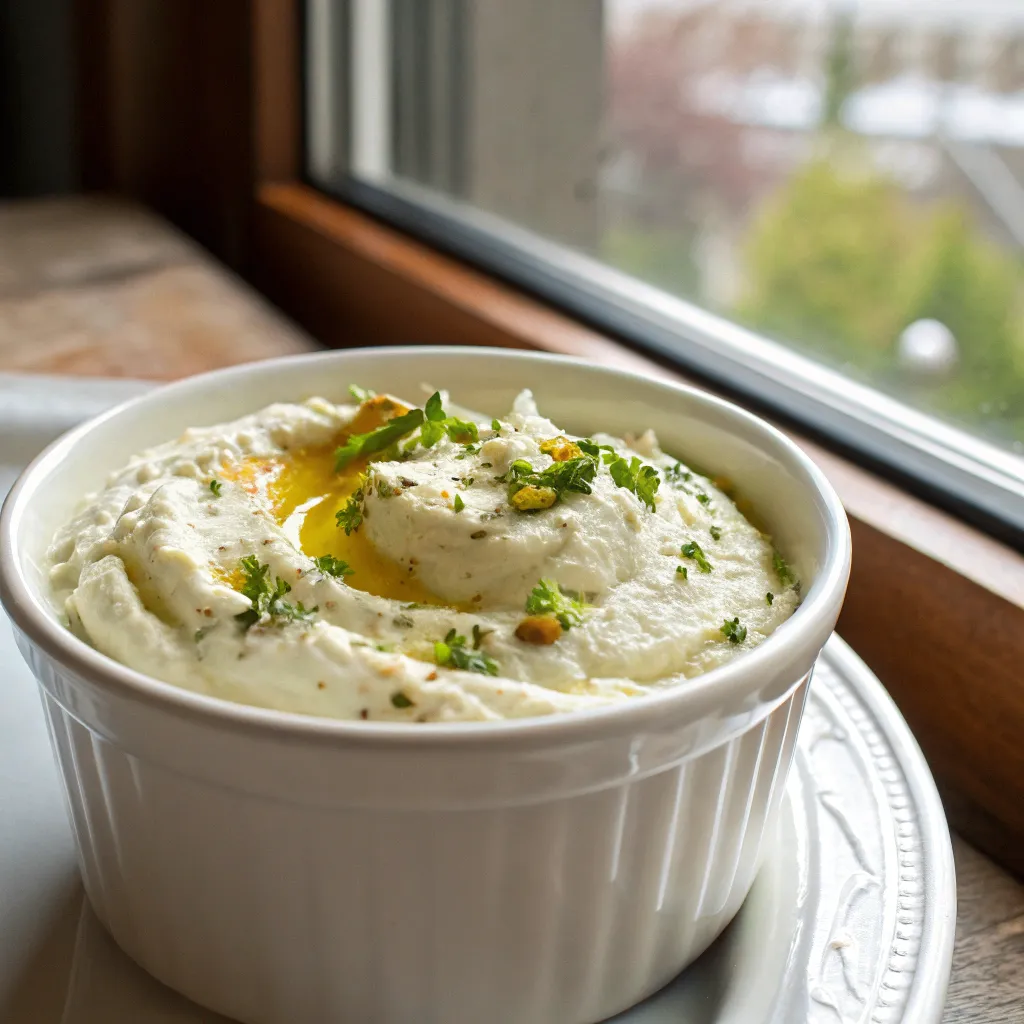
[47,388,800,722]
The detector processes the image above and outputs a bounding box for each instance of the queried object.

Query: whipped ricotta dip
[47,387,800,722]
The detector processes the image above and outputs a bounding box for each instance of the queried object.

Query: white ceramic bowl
[0,348,850,1024]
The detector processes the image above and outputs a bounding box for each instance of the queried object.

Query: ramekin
[0,348,850,1024]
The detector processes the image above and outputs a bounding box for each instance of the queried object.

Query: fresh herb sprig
[417,392,480,449]
[525,578,585,630]
[680,540,713,573]
[577,439,615,459]
[721,617,747,644]
[434,628,499,675]
[502,455,598,510]
[208,478,223,497]
[603,453,660,511]
[664,462,692,485]
[347,383,376,402]
[772,550,796,588]
[336,483,365,535]
[312,554,354,578]
[335,407,425,471]
[235,555,317,630]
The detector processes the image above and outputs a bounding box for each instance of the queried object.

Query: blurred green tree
[738,157,1024,441]
[737,156,916,371]
[904,206,1024,425]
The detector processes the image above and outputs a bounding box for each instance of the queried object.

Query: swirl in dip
[47,388,800,722]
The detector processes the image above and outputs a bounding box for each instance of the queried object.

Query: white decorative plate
[0,375,956,1024]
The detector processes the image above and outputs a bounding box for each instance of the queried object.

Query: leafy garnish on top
[524,578,585,630]
[664,462,692,485]
[604,453,660,511]
[772,550,796,588]
[577,438,615,459]
[335,482,365,535]
[434,628,499,675]
[312,554,354,578]
[417,392,480,449]
[335,407,425,471]
[347,383,376,402]
[720,617,747,644]
[502,455,598,511]
[680,540,713,573]
[235,555,317,630]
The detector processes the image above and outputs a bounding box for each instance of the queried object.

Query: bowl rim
[0,346,851,749]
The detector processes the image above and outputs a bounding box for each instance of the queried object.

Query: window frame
[321,172,1024,545]
[309,0,1024,546]
[76,0,1024,880]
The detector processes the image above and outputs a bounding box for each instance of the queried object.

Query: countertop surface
[1,194,1021,1023]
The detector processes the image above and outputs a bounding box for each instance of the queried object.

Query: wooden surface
[3,194,1022,1021]
[0,196,315,377]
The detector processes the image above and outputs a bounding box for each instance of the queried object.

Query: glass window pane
[310,0,1024,458]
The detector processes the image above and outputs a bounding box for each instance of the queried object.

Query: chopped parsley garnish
[502,454,598,511]
[773,550,796,587]
[676,565,688,580]
[577,439,615,458]
[721,617,747,644]
[372,475,396,498]
[335,486,365,535]
[766,592,774,606]
[696,493,712,507]
[235,555,317,630]
[472,623,493,649]
[710,525,722,541]
[680,540,713,573]
[434,628,499,675]
[453,493,465,513]
[491,418,502,432]
[208,478,223,497]
[335,407,425,470]
[664,463,692,485]
[524,578,585,630]
[417,392,480,449]
[604,453,660,511]
[312,554,354,578]
[348,383,376,402]
[391,691,414,709]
